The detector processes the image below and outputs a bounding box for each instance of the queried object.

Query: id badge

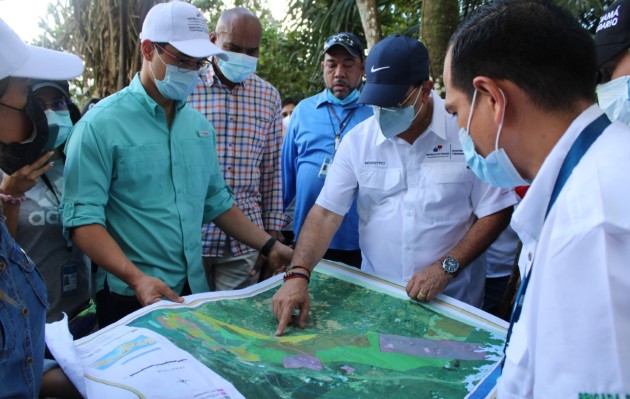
[318,157,333,179]
[62,263,79,297]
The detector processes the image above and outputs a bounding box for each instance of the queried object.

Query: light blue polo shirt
[61,74,233,296]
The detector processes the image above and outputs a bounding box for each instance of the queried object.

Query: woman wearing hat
[0,17,83,399]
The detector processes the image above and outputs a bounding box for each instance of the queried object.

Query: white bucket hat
[140,1,228,60]
[0,18,84,81]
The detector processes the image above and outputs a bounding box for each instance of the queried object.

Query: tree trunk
[355,0,381,50]
[420,0,459,89]
[118,0,128,90]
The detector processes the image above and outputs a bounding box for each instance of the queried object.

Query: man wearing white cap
[0,17,83,399]
[61,1,292,327]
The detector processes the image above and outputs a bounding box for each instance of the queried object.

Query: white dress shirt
[316,91,517,306]
[499,105,630,397]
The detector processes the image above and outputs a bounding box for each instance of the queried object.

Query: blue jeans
[0,222,48,398]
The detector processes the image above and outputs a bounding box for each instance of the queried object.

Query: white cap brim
[11,45,84,80]
[170,40,229,61]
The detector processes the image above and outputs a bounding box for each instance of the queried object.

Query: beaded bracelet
[283,271,310,284]
[260,237,277,257]
[0,193,26,204]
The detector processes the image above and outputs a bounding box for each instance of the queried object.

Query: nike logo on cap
[370,65,390,73]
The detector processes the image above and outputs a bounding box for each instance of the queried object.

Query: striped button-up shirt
[189,66,284,257]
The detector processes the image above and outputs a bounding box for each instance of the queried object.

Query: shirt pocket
[0,298,16,365]
[177,138,217,201]
[420,163,474,222]
[114,144,172,206]
[357,168,404,205]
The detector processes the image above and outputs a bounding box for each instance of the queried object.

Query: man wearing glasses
[62,1,292,327]
[282,32,373,268]
[273,35,516,335]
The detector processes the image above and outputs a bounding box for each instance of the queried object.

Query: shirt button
[25,357,33,365]
[528,252,532,261]
[403,277,411,282]
[21,307,29,316]
[405,245,412,250]
[0,261,5,271]
[405,211,413,216]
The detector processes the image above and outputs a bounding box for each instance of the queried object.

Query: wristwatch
[441,256,460,276]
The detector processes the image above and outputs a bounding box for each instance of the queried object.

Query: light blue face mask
[596,75,630,126]
[371,87,422,138]
[217,51,258,83]
[151,53,199,101]
[44,109,73,148]
[459,89,529,188]
[327,88,360,106]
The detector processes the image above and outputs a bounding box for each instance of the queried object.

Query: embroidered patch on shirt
[424,144,464,161]
[198,130,209,137]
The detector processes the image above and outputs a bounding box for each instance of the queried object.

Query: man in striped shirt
[189,7,284,291]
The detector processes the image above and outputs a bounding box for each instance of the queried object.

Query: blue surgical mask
[44,109,73,147]
[327,88,360,106]
[596,75,630,126]
[459,89,529,188]
[217,51,258,83]
[372,87,422,138]
[151,53,199,101]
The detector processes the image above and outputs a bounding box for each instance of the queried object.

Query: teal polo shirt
[61,74,234,296]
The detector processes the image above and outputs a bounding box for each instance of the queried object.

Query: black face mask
[0,88,58,175]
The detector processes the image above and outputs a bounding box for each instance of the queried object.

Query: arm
[272,204,344,336]
[406,206,513,302]
[71,224,182,306]
[212,204,293,274]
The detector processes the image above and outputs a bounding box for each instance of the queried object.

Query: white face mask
[217,51,258,83]
[282,115,291,130]
[596,75,630,126]
[372,87,423,138]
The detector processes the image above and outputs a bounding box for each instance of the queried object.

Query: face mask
[282,115,291,130]
[45,109,73,147]
[372,87,422,138]
[596,75,630,126]
[0,88,58,175]
[459,89,529,188]
[327,88,360,106]
[217,51,258,83]
[151,53,199,101]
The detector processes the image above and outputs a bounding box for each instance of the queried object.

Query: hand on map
[406,262,451,302]
[272,278,310,336]
[131,274,184,306]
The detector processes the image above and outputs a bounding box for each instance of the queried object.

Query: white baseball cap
[140,1,228,60]
[0,18,84,81]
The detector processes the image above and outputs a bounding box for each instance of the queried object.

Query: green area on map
[128,272,504,398]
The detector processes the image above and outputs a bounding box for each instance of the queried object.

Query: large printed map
[48,262,506,399]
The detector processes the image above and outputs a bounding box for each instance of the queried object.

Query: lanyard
[326,104,356,156]
[503,113,611,361]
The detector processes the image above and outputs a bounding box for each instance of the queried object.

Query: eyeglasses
[37,97,71,113]
[154,43,210,72]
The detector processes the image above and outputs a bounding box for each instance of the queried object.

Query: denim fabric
[0,221,48,399]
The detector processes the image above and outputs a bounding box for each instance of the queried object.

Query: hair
[0,77,9,99]
[448,0,596,112]
[282,97,299,108]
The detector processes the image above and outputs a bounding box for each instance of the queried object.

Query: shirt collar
[129,73,186,117]
[315,88,363,109]
[511,103,601,242]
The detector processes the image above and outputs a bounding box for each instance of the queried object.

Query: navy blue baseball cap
[358,35,429,107]
[595,0,630,68]
[323,32,364,59]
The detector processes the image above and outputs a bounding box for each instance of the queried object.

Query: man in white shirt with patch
[444,1,630,396]
[272,35,517,336]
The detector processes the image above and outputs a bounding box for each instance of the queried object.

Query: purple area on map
[379,334,486,360]
[283,353,323,371]
[341,365,355,373]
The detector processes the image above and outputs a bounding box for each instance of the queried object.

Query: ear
[472,76,506,125]
[141,40,154,62]
[209,32,217,44]
[421,80,434,100]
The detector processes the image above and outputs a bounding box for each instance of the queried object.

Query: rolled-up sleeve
[61,120,112,238]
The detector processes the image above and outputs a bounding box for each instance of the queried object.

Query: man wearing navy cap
[281,32,373,268]
[272,35,516,336]
[596,0,630,125]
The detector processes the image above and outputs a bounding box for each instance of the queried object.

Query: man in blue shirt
[282,32,372,267]
[62,2,291,327]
